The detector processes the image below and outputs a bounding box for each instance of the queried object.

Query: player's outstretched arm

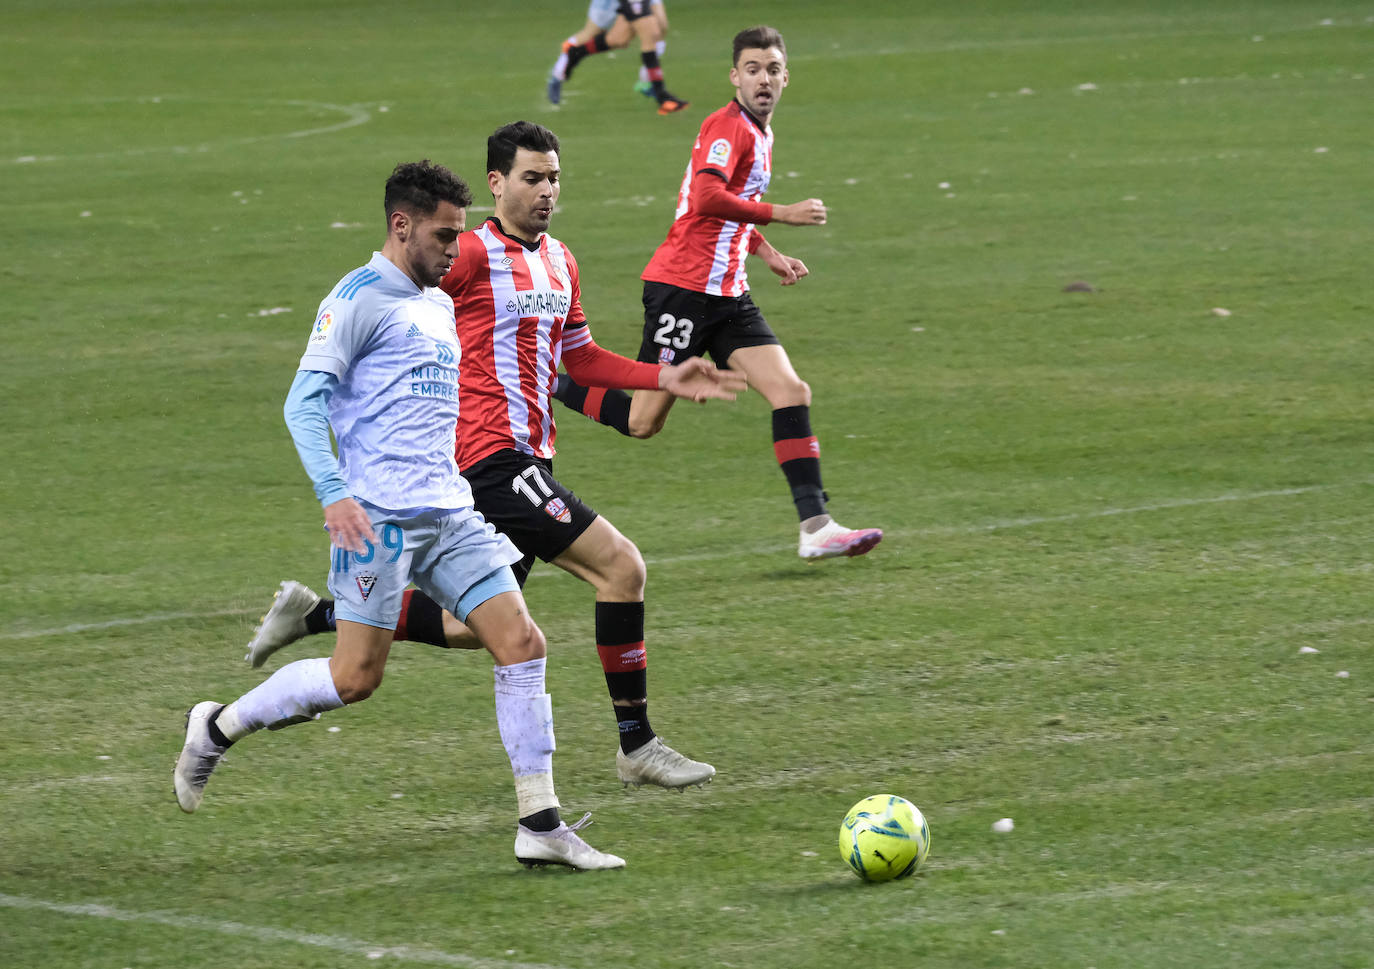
[658,357,748,403]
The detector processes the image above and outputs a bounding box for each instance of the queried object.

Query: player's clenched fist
[773,198,827,226]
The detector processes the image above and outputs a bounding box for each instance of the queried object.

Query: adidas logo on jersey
[405,323,423,338]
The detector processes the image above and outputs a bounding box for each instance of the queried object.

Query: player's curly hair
[487,121,561,176]
[384,159,473,220]
[732,25,786,65]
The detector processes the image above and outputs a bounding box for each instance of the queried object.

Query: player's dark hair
[733,25,786,65]
[383,160,473,220]
[487,121,561,175]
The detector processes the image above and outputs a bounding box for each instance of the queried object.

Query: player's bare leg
[553,517,714,789]
[626,386,675,439]
[549,15,636,105]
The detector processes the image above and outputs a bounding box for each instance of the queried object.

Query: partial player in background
[548,0,688,115]
[555,25,883,562]
[174,160,624,870]
[245,122,744,792]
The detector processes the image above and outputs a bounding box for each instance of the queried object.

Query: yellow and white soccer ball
[838,794,930,882]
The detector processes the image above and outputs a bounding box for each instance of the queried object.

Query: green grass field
[3,1,1372,966]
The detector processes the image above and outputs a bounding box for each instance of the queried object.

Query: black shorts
[463,449,598,586]
[636,280,780,367]
[616,0,654,22]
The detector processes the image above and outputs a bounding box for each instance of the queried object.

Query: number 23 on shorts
[653,312,694,350]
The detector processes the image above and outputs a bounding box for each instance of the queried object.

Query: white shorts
[329,503,523,629]
[587,0,660,29]
[587,0,619,29]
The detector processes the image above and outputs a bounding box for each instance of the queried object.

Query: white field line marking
[638,482,1346,567]
[884,847,1374,922]
[0,893,571,969]
[802,20,1355,61]
[9,98,372,164]
[0,482,1350,641]
[2,608,255,640]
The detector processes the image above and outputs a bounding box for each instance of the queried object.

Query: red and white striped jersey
[441,218,591,469]
[642,100,774,297]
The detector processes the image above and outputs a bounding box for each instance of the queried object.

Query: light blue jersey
[297,252,471,513]
[287,250,522,629]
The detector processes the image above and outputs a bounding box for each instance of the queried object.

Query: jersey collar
[369,251,426,294]
[486,216,543,253]
[733,97,769,133]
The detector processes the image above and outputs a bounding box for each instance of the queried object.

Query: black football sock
[595,601,654,753]
[305,599,335,634]
[642,51,667,100]
[519,807,562,832]
[564,32,607,80]
[772,405,827,521]
[314,593,447,646]
[395,590,448,647]
[206,707,234,749]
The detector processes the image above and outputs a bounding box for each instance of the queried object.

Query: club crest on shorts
[543,497,572,524]
[658,346,676,364]
[355,574,377,601]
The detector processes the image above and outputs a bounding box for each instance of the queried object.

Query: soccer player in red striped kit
[248,122,743,792]
[555,24,883,561]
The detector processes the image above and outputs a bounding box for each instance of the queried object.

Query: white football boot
[174,701,228,813]
[515,813,626,870]
[798,520,883,561]
[616,737,716,789]
[245,580,320,668]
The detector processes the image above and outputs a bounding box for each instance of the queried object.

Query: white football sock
[493,658,559,814]
[552,41,573,81]
[216,657,344,740]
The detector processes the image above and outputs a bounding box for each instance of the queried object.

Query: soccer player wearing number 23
[556,25,882,561]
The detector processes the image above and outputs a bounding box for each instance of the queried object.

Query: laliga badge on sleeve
[707,138,732,168]
[310,309,335,344]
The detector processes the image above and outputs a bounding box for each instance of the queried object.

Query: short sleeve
[298,299,368,377]
[692,113,751,182]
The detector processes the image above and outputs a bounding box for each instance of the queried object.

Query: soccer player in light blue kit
[173,160,624,870]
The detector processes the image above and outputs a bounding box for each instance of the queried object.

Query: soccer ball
[838,794,930,882]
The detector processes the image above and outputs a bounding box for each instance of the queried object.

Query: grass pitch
[2,2,1371,967]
